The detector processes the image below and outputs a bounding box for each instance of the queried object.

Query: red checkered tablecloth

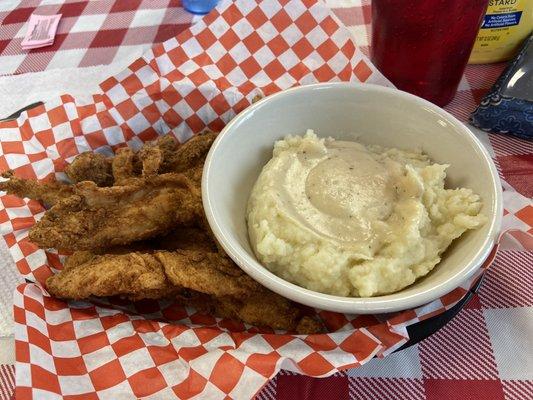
[0,0,532,399]
[0,0,195,76]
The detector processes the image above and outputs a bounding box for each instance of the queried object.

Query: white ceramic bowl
[202,83,502,314]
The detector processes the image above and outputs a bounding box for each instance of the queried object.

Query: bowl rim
[202,82,503,314]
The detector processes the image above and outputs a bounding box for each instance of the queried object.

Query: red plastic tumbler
[371,0,489,107]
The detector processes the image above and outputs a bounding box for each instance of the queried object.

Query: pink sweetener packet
[21,14,62,49]
[22,42,54,50]
[22,43,53,50]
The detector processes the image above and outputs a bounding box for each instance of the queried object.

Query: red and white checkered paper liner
[0,0,531,398]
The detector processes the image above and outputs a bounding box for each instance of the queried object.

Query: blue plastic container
[182,0,219,15]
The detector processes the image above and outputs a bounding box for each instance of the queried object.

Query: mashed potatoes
[247,130,486,297]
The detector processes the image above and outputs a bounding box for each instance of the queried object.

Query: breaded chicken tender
[65,152,113,186]
[46,251,175,301]
[0,171,74,206]
[29,173,201,251]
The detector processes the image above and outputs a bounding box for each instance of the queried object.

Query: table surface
[0,1,532,400]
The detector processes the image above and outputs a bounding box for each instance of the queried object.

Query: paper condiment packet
[21,43,53,50]
[21,14,61,50]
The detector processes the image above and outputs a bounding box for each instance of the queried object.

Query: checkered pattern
[0,365,14,400]
[255,250,533,400]
[0,0,531,399]
[6,271,495,399]
[0,0,196,76]
[97,0,390,141]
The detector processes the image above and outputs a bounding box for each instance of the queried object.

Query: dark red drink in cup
[371,0,489,107]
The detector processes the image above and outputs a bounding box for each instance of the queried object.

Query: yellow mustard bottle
[469,0,533,64]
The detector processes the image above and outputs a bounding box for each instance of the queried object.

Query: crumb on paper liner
[0,0,522,398]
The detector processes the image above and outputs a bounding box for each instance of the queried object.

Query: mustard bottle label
[482,10,523,28]
[469,0,533,64]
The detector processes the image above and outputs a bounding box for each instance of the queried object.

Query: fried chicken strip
[0,171,74,206]
[29,173,201,251]
[81,227,218,256]
[46,251,175,300]
[177,290,321,333]
[156,250,256,298]
[65,152,113,186]
[49,248,321,332]
[156,250,322,332]
[153,227,218,253]
[210,294,302,331]
[111,147,137,185]
[169,131,217,174]
[164,132,226,252]
[138,146,163,177]
[138,134,179,176]
[112,135,180,184]
[295,316,323,335]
